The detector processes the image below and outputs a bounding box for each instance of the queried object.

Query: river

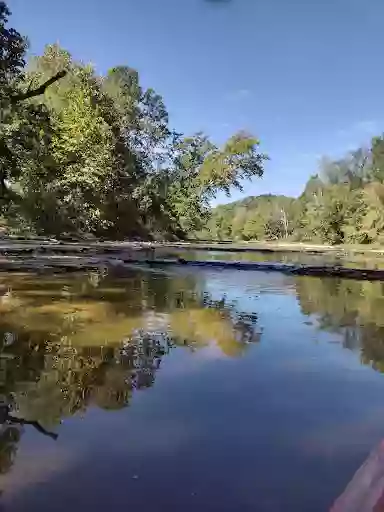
[0,264,383,511]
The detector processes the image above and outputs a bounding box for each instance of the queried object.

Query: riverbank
[173,241,384,255]
[1,238,384,255]
[0,239,384,280]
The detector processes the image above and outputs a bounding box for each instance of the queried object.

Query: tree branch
[11,70,67,103]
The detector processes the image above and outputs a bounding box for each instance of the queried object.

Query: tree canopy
[0,1,267,240]
[203,138,384,245]
[3,0,384,246]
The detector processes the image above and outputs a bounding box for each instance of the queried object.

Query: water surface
[0,266,384,511]
[160,247,384,269]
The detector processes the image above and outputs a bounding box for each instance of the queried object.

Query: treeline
[202,138,384,245]
[4,0,384,246]
[0,2,266,239]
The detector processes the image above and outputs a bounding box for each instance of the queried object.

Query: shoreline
[0,254,382,281]
[0,240,382,280]
[174,241,384,255]
[1,239,384,255]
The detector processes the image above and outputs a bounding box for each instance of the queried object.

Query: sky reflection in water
[0,267,383,511]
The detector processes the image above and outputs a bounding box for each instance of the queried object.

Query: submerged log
[132,258,384,281]
[164,243,334,254]
[0,255,381,281]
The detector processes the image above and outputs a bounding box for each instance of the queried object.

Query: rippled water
[0,266,384,511]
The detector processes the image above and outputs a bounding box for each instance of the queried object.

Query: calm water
[0,266,384,511]
[160,248,384,269]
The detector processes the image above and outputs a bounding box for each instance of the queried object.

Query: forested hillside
[3,0,384,246]
[0,2,266,240]
[203,141,384,244]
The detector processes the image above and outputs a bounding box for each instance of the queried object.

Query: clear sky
[8,0,384,205]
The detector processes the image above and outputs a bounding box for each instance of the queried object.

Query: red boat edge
[331,440,384,512]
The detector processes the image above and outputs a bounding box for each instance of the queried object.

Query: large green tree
[205,134,384,245]
[0,2,66,207]
[0,0,268,239]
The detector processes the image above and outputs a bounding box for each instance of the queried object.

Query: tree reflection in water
[295,276,384,372]
[0,269,383,487]
[0,268,261,476]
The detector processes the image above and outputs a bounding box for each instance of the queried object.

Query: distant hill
[201,194,299,241]
[214,194,295,211]
[198,138,384,245]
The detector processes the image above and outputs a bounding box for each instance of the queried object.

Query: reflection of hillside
[0,270,261,476]
[295,277,384,371]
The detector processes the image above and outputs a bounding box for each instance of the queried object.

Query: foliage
[203,194,296,241]
[204,140,384,245]
[0,3,267,239]
[4,0,384,246]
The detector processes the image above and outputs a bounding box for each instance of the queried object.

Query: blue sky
[9,0,384,205]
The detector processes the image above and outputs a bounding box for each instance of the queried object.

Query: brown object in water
[331,440,384,512]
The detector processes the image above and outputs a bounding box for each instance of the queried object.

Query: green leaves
[164,131,267,235]
[371,136,384,182]
[206,195,295,241]
[0,2,267,239]
[0,1,26,98]
[198,131,266,195]
[205,133,384,245]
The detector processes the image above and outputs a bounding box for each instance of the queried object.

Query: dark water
[0,266,384,511]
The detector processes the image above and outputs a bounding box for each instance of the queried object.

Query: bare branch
[11,70,67,103]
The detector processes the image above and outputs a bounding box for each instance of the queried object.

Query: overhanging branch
[11,70,67,103]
